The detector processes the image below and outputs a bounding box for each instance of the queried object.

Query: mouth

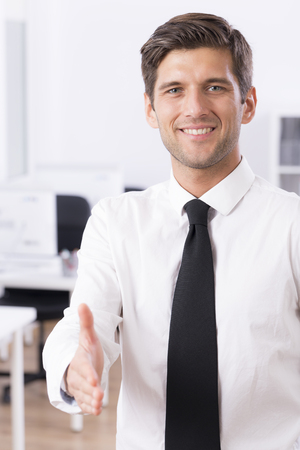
[181,127,214,136]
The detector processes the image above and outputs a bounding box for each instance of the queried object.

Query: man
[43,13,300,450]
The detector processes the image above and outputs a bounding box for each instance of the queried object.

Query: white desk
[0,266,110,432]
[0,306,37,450]
[0,269,84,433]
[0,271,76,292]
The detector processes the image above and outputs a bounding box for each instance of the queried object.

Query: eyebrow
[205,77,234,87]
[157,81,182,91]
[157,77,234,92]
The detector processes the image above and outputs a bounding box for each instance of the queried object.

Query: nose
[183,88,209,119]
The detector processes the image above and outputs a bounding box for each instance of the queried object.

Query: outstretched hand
[66,303,104,415]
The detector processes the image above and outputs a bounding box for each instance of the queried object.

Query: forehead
[155,47,237,88]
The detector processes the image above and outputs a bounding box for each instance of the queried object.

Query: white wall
[5,0,25,21]
[27,0,300,189]
[0,0,7,182]
[0,0,28,184]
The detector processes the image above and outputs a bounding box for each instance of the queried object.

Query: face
[145,47,256,172]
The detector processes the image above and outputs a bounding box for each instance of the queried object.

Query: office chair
[0,195,91,403]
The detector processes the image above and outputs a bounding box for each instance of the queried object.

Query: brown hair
[140,13,253,106]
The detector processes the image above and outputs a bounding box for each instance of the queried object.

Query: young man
[44,13,300,450]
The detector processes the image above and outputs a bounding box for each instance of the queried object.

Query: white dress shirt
[43,157,300,450]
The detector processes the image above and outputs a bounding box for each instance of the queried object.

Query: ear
[144,93,159,129]
[241,86,257,125]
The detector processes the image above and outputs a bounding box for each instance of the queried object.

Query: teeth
[183,127,213,135]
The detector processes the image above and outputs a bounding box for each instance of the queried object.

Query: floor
[0,320,121,450]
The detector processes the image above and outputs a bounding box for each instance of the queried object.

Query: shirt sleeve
[290,198,300,306]
[43,199,123,414]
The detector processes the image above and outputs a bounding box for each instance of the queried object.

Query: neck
[171,151,241,198]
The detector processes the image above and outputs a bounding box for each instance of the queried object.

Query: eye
[168,87,181,94]
[208,86,223,92]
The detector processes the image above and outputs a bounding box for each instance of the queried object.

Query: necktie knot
[184,199,210,226]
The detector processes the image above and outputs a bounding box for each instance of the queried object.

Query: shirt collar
[169,156,255,216]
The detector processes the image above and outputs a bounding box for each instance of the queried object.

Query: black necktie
[165,199,220,449]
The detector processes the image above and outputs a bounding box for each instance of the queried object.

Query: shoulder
[252,175,298,198]
[252,175,300,202]
[249,175,300,221]
[92,180,171,218]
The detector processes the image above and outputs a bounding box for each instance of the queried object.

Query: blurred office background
[0,0,300,448]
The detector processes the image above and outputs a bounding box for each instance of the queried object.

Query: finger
[68,358,104,398]
[69,376,104,414]
[72,386,103,411]
[78,399,103,416]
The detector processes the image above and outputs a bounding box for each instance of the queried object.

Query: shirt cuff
[60,366,76,405]
[60,387,77,405]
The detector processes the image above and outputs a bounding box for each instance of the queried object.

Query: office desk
[0,269,85,433]
[0,271,76,292]
[0,306,37,450]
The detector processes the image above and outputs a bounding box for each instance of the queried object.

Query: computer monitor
[0,190,57,257]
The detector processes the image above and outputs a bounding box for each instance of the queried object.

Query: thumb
[78,303,98,347]
[78,303,94,329]
[77,303,104,385]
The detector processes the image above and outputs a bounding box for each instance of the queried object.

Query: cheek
[156,111,174,131]
[221,103,243,129]
[155,98,182,124]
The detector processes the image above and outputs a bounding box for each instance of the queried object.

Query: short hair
[140,13,253,106]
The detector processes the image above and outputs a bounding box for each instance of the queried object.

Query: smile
[182,127,214,135]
